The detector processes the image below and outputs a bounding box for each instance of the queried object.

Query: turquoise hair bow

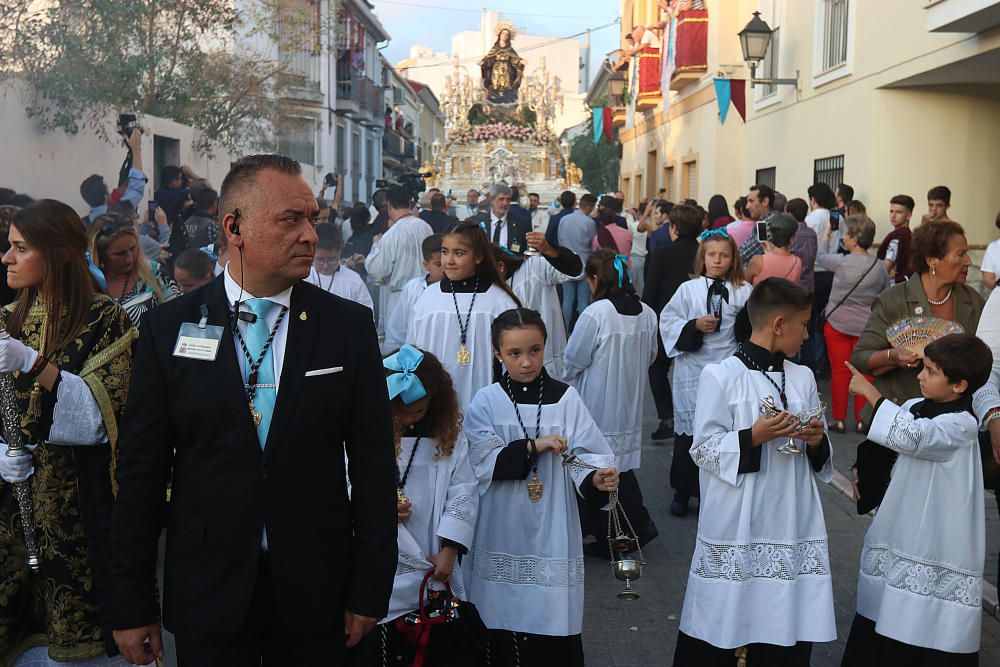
[699,228,730,242]
[613,254,632,288]
[384,344,428,404]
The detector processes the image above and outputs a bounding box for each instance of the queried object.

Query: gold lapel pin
[299,311,308,321]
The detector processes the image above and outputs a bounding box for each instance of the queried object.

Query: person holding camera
[79,128,147,227]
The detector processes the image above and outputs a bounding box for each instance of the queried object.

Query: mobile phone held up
[148,201,158,221]
[756,221,769,243]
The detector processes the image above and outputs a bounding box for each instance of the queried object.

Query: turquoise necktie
[245,298,277,448]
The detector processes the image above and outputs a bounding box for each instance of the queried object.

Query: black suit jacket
[111,277,397,641]
[642,237,699,316]
[419,209,459,234]
[467,211,531,251]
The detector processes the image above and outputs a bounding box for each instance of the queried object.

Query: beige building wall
[619,0,1000,247]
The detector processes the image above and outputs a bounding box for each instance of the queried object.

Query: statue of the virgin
[479,21,525,106]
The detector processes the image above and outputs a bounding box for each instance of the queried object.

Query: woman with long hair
[0,200,137,665]
[406,222,520,412]
[89,213,176,327]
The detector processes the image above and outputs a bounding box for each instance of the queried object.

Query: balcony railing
[336,69,383,117]
[383,130,416,162]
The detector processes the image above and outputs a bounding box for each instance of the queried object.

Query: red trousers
[825,321,871,422]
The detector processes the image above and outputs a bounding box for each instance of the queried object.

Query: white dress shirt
[489,212,511,248]
[224,266,293,393]
[458,204,479,221]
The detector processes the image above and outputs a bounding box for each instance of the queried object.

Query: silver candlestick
[759,396,827,456]
[562,453,645,600]
[0,324,40,571]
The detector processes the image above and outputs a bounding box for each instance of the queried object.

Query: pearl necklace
[927,287,953,306]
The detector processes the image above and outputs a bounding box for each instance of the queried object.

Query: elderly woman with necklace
[0,200,137,665]
[851,219,983,416]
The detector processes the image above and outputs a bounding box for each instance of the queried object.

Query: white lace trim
[469,547,585,588]
[692,433,724,476]
[468,434,505,467]
[884,409,921,454]
[446,493,474,525]
[691,537,830,582]
[398,551,431,576]
[861,545,982,608]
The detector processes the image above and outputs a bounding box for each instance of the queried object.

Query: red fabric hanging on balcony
[637,48,662,106]
[673,9,708,80]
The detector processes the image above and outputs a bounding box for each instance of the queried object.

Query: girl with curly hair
[354,345,479,666]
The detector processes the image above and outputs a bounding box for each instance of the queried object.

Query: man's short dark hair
[750,184,775,210]
[923,333,992,396]
[559,191,577,209]
[785,198,808,222]
[927,185,951,205]
[669,204,702,240]
[174,248,215,279]
[748,277,814,329]
[655,200,673,216]
[386,185,411,210]
[7,194,34,208]
[194,187,218,213]
[890,194,915,212]
[510,186,520,202]
[430,193,447,211]
[837,183,855,204]
[0,188,14,206]
[422,234,443,260]
[219,154,301,215]
[579,193,598,208]
[528,192,540,200]
[161,165,183,187]
[316,223,344,251]
[80,175,107,207]
[807,183,837,210]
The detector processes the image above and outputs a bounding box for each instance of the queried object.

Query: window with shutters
[682,160,698,202]
[276,116,316,165]
[755,167,776,191]
[759,28,779,99]
[663,166,674,201]
[813,155,844,191]
[820,0,849,72]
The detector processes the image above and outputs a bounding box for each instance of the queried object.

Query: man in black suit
[466,182,531,253]
[111,154,397,666]
[419,192,459,233]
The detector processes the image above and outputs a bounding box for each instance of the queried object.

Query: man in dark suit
[466,182,531,253]
[111,154,397,666]
[419,192,459,233]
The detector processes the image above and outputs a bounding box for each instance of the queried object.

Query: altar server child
[407,222,520,411]
[306,223,374,311]
[674,277,836,667]
[354,344,480,665]
[841,333,992,665]
[563,249,659,547]
[492,232,583,377]
[660,228,752,518]
[464,308,618,666]
[383,234,444,353]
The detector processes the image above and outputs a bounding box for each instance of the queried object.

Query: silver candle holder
[0,325,40,571]
[562,452,645,600]
[759,396,827,456]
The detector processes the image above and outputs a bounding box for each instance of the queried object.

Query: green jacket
[851,276,984,416]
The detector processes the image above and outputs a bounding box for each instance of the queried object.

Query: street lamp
[431,138,441,161]
[607,74,626,106]
[737,11,799,89]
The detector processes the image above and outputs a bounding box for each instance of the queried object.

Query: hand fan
[886,316,964,356]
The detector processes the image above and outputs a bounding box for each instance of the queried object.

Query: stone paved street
[581,385,1000,667]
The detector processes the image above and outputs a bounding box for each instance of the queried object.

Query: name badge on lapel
[173,306,224,361]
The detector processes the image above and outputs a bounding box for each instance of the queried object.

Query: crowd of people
[1,143,1000,667]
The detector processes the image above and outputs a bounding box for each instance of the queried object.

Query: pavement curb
[828,470,1000,619]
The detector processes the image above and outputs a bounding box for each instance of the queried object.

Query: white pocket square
[304,367,344,377]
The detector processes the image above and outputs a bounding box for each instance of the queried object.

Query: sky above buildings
[372,0,622,89]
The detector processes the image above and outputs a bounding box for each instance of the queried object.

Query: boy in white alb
[674,277,836,666]
[842,333,991,665]
[382,235,444,354]
[306,224,374,312]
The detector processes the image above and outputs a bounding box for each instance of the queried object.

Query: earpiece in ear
[230,208,242,236]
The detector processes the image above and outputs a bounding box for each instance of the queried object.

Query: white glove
[0,445,36,484]
[0,336,39,374]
